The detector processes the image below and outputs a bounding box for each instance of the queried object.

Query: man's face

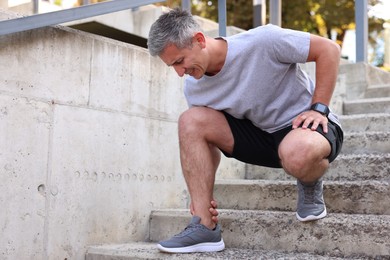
[159,38,206,79]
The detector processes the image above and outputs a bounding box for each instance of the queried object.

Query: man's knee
[179,107,209,134]
[279,129,330,175]
[179,107,221,140]
[279,138,312,174]
[178,108,233,153]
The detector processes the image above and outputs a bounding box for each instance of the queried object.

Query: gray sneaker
[157,216,225,253]
[296,179,327,222]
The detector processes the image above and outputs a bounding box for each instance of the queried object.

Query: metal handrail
[0,0,227,37]
[0,0,162,35]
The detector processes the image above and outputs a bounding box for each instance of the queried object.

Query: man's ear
[193,32,206,48]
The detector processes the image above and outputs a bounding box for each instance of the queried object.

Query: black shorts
[221,112,344,168]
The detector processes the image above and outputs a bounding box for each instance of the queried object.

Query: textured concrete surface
[0,7,245,260]
[0,27,92,105]
[86,242,353,260]
[343,97,390,115]
[0,95,51,259]
[342,132,389,154]
[213,179,390,215]
[245,153,390,181]
[339,113,390,133]
[364,84,390,98]
[326,153,390,181]
[149,209,390,258]
[338,63,390,100]
[44,105,185,259]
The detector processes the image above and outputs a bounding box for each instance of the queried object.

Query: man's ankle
[298,178,321,187]
[199,218,216,230]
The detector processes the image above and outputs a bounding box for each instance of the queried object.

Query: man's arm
[307,34,341,106]
[292,34,341,133]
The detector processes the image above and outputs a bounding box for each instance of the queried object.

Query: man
[147,8,343,253]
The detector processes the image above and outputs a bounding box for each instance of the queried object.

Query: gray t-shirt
[184,24,339,133]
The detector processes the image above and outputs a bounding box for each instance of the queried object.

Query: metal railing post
[33,0,39,14]
[269,0,281,26]
[253,0,266,27]
[182,0,191,12]
[218,0,227,36]
[355,0,368,63]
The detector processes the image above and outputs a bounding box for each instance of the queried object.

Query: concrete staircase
[86,77,390,258]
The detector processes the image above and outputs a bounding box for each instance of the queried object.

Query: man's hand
[209,200,219,224]
[292,110,328,133]
[189,199,219,224]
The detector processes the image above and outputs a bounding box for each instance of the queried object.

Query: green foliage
[281,0,357,42]
[282,0,384,44]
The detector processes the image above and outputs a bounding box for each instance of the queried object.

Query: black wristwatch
[310,102,330,117]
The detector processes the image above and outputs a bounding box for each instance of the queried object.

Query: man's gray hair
[147,8,201,57]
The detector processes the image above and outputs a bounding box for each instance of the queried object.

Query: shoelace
[174,223,204,237]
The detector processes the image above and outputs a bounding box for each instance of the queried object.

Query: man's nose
[173,65,185,77]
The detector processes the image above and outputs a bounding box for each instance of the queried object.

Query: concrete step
[327,153,390,181]
[85,242,350,259]
[213,179,390,215]
[343,131,389,154]
[364,84,390,98]
[339,113,390,133]
[343,97,390,115]
[245,153,390,181]
[149,209,390,258]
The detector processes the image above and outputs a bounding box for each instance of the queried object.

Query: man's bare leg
[279,127,331,221]
[178,107,233,229]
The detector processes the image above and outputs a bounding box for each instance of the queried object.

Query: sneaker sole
[296,208,327,222]
[157,239,225,253]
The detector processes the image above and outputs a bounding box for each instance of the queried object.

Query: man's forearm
[307,35,341,106]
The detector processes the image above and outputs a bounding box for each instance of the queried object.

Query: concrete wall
[64,5,244,40]
[0,8,247,259]
[0,24,172,259]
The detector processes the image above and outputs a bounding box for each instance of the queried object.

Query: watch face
[316,103,327,112]
[311,103,329,115]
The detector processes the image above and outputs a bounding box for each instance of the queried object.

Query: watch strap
[310,102,330,116]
